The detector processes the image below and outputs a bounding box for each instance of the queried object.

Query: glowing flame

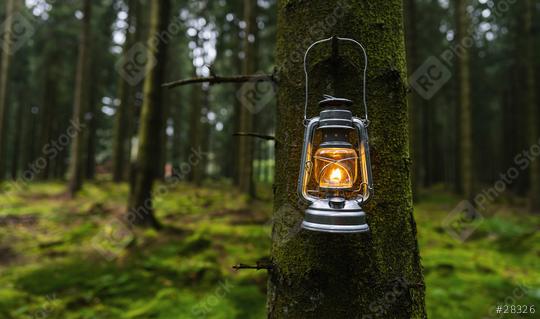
[330,167,343,183]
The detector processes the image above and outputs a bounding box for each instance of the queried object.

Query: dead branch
[233,132,275,141]
[162,73,276,89]
[232,263,273,271]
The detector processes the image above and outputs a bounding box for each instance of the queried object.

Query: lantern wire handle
[303,36,369,127]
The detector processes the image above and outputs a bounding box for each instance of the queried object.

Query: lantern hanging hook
[303,36,369,127]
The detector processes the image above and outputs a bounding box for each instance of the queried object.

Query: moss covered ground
[0,181,538,318]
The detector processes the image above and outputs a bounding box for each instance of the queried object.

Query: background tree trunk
[237,0,257,197]
[456,0,473,201]
[10,96,22,179]
[187,81,203,185]
[85,99,97,179]
[0,0,16,181]
[68,0,92,196]
[170,88,183,176]
[112,0,139,182]
[38,59,57,180]
[267,1,426,318]
[525,0,540,212]
[126,0,170,229]
[404,0,423,199]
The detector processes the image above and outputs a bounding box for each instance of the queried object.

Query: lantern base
[301,199,369,233]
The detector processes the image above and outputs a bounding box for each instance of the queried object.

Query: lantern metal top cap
[318,95,353,108]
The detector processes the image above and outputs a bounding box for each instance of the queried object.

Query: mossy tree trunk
[267,1,426,318]
[524,0,540,213]
[404,0,423,199]
[68,0,92,197]
[126,0,170,229]
[455,0,473,201]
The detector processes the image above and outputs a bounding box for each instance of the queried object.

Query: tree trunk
[237,0,257,197]
[455,0,473,201]
[112,0,139,182]
[267,1,426,318]
[21,105,37,179]
[38,61,57,180]
[170,89,183,176]
[112,74,130,181]
[0,0,17,181]
[85,100,97,179]
[125,0,148,182]
[187,81,203,185]
[157,82,169,180]
[68,0,92,196]
[525,0,540,212]
[404,0,423,199]
[200,87,211,180]
[126,0,170,229]
[10,98,23,179]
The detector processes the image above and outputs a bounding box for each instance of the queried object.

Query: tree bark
[455,0,473,201]
[0,0,16,181]
[38,59,57,180]
[126,0,170,229]
[112,0,139,182]
[10,96,23,179]
[267,1,426,318]
[237,0,257,197]
[186,81,203,185]
[524,0,540,212]
[68,0,92,196]
[85,100,97,179]
[404,0,423,199]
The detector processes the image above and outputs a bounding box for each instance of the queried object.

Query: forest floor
[0,180,538,319]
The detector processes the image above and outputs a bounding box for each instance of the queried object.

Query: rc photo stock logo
[0,12,35,55]
[409,56,452,100]
[442,200,484,242]
[91,218,134,261]
[115,42,157,86]
[236,71,276,114]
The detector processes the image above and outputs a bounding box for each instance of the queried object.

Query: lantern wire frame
[303,36,369,127]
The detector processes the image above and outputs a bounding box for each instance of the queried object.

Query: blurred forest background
[0,0,538,318]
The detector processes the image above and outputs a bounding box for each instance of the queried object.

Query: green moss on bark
[268,1,426,318]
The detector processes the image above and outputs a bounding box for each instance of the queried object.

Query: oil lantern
[298,37,373,233]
